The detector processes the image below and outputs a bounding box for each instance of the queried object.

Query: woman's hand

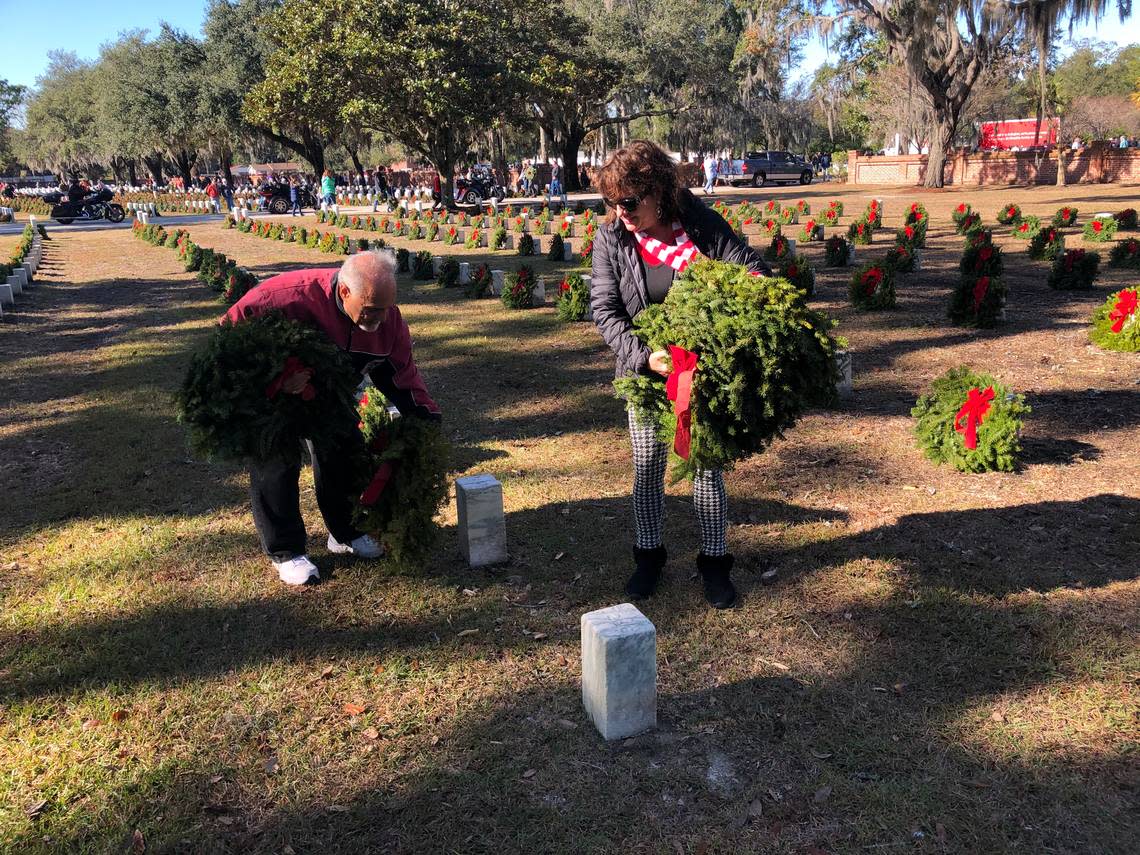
[648,350,671,377]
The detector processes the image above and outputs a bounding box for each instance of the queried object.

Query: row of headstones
[0,226,46,318]
[0,206,14,222]
[404,253,588,310]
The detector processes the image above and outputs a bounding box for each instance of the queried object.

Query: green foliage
[412,250,434,280]
[501,265,537,309]
[465,228,483,249]
[847,218,874,245]
[547,232,565,261]
[396,248,410,272]
[555,272,590,321]
[1011,215,1041,240]
[903,204,928,245]
[517,233,536,256]
[613,258,839,481]
[1088,287,1140,352]
[437,257,460,288]
[1047,249,1100,290]
[467,262,492,298]
[911,367,1029,473]
[351,391,451,563]
[1109,237,1140,268]
[177,313,359,464]
[996,202,1022,225]
[1052,206,1078,227]
[949,274,1006,328]
[849,262,895,310]
[824,235,851,267]
[951,201,972,227]
[955,211,984,236]
[798,219,824,242]
[776,254,815,298]
[761,217,782,237]
[960,231,1003,277]
[1028,227,1065,261]
[1083,216,1117,242]
[491,225,508,250]
[763,235,794,262]
[884,243,916,273]
[1114,208,1137,229]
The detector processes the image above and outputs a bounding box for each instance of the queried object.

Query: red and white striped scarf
[633,221,702,273]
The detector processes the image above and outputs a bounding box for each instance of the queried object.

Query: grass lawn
[1,183,1137,854]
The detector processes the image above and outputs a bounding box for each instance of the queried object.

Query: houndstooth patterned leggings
[628,409,727,556]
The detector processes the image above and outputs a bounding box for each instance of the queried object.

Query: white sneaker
[273,555,319,585]
[327,533,385,559]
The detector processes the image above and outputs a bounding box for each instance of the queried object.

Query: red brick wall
[848,145,1140,186]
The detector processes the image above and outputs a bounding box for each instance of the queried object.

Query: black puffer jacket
[590,192,771,377]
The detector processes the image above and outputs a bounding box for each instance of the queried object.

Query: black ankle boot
[626,546,667,600]
[697,553,737,609]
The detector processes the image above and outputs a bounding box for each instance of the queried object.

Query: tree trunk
[493,128,509,194]
[347,145,365,178]
[561,125,587,192]
[172,148,195,187]
[1056,142,1067,186]
[924,110,958,189]
[538,124,547,163]
[218,145,234,187]
[127,158,138,186]
[143,153,165,186]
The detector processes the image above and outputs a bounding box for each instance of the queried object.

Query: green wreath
[912,367,1029,473]
[614,259,839,481]
[177,313,359,463]
[351,391,451,563]
[1088,287,1140,352]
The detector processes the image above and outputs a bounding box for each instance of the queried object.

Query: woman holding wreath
[591,140,771,609]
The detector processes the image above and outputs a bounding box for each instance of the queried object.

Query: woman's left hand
[648,350,671,376]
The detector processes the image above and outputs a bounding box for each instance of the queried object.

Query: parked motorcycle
[46,189,126,225]
[454,170,506,206]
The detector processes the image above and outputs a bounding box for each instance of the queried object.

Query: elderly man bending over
[223,251,441,585]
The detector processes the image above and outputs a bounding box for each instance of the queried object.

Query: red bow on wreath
[1109,289,1138,333]
[972,276,990,312]
[265,357,315,401]
[665,345,699,460]
[954,386,995,450]
[360,461,393,506]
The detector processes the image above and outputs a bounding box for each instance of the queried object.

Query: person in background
[702,153,717,196]
[289,175,302,216]
[321,170,336,208]
[579,165,590,189]
[205,177,221,214]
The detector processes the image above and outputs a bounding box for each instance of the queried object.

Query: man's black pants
[249,438,364,560]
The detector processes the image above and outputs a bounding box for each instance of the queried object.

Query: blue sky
[1,0,1138,91]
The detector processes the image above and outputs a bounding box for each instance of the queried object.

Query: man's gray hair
[340,249,397,295]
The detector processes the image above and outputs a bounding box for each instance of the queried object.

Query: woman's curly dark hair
[596,140,688,225]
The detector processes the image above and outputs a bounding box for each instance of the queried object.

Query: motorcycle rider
[66,177,85,203]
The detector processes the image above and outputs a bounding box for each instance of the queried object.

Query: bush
[1027,227,1065,261]
[517,233,535,256]
[1047,249,1100,290]
[827,200,844,216]
[955,211,985,236]
[547,232,565,261]
[996,203,1022,225]
[1083,216,1117,242]
[911,366,1029,473]
[1088,287,1140,352]
[613,258,839,481]
[1010,215,1041,240]
[903,203,929,245]
[501,265,537,308]
[1052,206,1079,228]
[176,313,359,464]
[443,225,459,246]
[465,228,482,249]
[795,199,811,216]
[949,274,1006,328]
[865,199,882,228]
[491,225,508,250]
[849,262,895,310]
[396,248,410,272]
[847,218,874,245]
[556,272,590,321]
[822,207,840,227]
[824,235,850,267]
[425,222,439,241]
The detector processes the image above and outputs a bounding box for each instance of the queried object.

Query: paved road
[0,213,226,236]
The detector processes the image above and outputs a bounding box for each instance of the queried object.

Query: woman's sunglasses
[603,195,642,211]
